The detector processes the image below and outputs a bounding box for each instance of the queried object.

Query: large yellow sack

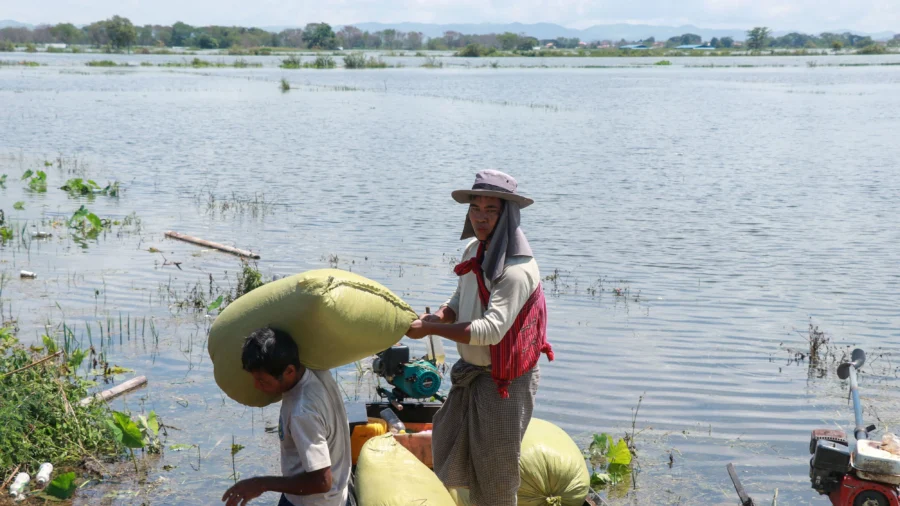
[357,434,457,506]
[519,418,590,506]
[208,269,416,407]
[447,419,589,506]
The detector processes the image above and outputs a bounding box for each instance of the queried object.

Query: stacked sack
[449,419,590,506]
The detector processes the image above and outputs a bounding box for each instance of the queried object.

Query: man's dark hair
[241,327,301,378]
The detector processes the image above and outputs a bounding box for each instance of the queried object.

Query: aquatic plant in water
[60,178,120,197]
[22,169,48,192]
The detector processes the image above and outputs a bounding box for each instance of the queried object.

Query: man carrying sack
[405,169,554,506]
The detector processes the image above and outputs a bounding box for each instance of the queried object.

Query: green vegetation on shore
[0,326,119,486]
[2,17,897,56]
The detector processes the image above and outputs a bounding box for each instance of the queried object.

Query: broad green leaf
[87,213,102,231]
[106,418,124,444]
[68,348,87,370]
[36,170,47,180]
[207,295,224,312]
[147,411,159,436]
[45,471,77,499]
[13,201,24,210]
[42,335,58,354]
[113,411,144,449]
[608,439,632,466]
[21,169,34,180]
[590,433,610,454]
[87,179,100,188]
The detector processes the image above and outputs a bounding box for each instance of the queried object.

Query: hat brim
[451,189,534,208]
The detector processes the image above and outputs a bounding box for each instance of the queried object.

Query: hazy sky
[5,0,899,33]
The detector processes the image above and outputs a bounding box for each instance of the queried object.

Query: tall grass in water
[343,53,389,69]
[312,55,335,69]
[280,78,291,92]
[422,56,443,68]
[281,55,302,69]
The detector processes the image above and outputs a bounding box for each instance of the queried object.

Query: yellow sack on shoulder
[357,434,456,506]
[208,269,416,407]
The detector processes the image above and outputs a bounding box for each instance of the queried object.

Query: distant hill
[0,20,34,29]
[319,22,895,42]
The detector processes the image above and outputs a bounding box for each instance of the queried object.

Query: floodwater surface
[1,53,900,505]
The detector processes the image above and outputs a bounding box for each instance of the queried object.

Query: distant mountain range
[0,19,33,29]
[247,22,899,42]
[3,19,895,41]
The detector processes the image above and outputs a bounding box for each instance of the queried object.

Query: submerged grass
[86,60,120,67]
[0,60,41,67]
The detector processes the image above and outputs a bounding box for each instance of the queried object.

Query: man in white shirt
[222,328,352,506]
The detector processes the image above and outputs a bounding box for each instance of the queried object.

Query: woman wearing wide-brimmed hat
[406,169,554,506]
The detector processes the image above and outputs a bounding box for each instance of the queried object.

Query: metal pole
[848,366,867,441]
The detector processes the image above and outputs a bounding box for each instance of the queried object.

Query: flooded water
[2,53,900,505]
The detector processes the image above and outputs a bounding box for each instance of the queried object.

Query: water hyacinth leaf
[45,471,78,499]
[13,201,24,210]
[43,335,58,354]
[113,411,145,448]
[147,411,159,435]
[608,439,632,466]
[21,169,34,180]
[207,295,224,312]
[0,174,7,186]
[106,418,124,444]
[591,433,610,454]
[87,213,102,230]
[68,348,87,370]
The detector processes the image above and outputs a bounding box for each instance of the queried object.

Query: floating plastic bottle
[9,473,30,498]
[36,463,53,486]
[379,408,406,434]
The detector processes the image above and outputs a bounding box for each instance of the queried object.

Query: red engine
[828,475,900,506]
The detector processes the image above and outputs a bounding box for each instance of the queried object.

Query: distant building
[675,44,715,50]
[545,43,555,49]
[620,44,649,50]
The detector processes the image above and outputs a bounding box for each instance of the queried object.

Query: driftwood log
[79,375,148,407]
[164,231,260,259]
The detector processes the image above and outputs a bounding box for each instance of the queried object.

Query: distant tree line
[0,17,895,52]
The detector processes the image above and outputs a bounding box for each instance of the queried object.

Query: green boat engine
[373,345,442,402]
